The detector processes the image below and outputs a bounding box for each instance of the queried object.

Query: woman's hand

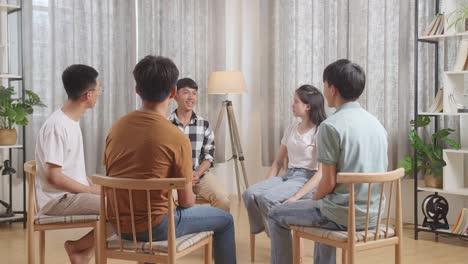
[283,195,299,204]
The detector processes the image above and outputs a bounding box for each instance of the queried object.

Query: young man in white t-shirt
[35,64,102,264]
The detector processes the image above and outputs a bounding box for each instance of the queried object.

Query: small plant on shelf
[446,2,468,32]
[0,86,46,145]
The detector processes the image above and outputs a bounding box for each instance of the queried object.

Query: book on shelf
[453,39,468,71]
[435,20,445,35]
[452,208,468,235]
[427,88,443,113]
[423,14,444,36]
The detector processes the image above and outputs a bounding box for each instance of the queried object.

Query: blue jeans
[267,200,346,264]
[122,205,236,264]
[242,168,316,234]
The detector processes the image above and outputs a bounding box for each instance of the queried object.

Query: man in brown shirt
[104,55,237,263]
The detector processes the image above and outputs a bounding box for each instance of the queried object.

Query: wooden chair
[91,175,214,264]
[291,168,404,264]
[24,160,100,264]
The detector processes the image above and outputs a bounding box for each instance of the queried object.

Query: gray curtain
[137,0,227,161]
[23,0,137,175]
[260,0,455,173]
[260,0,349,166]
[18,0,460,183]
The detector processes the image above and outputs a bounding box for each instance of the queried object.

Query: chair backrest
[90,175,187,256]
[336,168,404,244]
[24,160,38,218]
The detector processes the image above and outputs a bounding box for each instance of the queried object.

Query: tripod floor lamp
[208,71,249,200]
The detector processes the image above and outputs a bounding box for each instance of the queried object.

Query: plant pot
[0,128,17,145]
[424,173,443,188]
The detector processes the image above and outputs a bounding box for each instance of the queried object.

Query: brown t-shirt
[104,110,192,233]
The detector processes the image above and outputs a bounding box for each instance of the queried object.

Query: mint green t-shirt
[317,102,388,228]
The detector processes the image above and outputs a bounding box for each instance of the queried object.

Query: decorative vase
[0,128,17,145]
[424,171,443,188]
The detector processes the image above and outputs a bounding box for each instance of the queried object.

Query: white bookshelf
[0,1,26,226]
[445,149,468,154]
[445,71,468,75]
[419,112,468,116]
[0,214,23,223]
[0,4,20,13]
[0,73,22,79]
[0,145,22,149]
[418,186,468,196]
[443,73,467,114]
[418,225,468,237]
[417,149,468,196]
[415,0,468,242]
[418,31,468,42]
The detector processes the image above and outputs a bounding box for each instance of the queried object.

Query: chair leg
[39,231,45,264]
[300,238,304,263]
[348,248,354,264]
[292,230,301,264]
[27,228,35,264]
[250,234,255,262]
[204,237,213,264]
[94,225,99,264]
[395,243,401,264]
[342,249,348,264]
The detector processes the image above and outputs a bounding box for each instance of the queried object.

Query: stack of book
[427,88,443,113]
[423,13,445,36]
[452,208,468,235]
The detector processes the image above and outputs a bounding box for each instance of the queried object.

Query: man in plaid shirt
[168,78,230,212]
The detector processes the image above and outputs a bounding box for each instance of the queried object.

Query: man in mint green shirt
[267,59,388,264]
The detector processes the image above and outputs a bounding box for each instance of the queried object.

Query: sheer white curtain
[137,0,227,161]
[259,0,446,173]
[22,0,137,175]
[259,0,349,167]
[19,0,454,189]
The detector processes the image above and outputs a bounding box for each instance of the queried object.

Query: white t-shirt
[34,109,89,209]
[281,122,318,170]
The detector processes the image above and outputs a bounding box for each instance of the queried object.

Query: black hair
[322,59,366,100]
[133,55,179,102]
[295,85,327,127]
[177,78,198,91]
[62,64,98,101]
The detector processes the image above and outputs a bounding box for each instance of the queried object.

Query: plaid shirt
[168,110,215,171]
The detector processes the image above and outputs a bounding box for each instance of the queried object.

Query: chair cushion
[107,231,213,253]
[34,214,99,225]
[291,224,395,242]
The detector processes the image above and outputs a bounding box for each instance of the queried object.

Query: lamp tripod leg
[214,101,226,136]
[226,102,242,201]
[226,102,249,188]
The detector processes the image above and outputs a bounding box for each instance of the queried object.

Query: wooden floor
[0,199,467,264]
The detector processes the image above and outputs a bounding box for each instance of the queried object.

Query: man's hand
[89,183,101,195]
[192,171,201,186]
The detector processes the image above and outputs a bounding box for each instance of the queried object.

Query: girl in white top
[243,85,326,235]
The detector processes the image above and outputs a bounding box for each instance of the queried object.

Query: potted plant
[399,116,461,188]
[446,2,468,32]
[0,86,46,145]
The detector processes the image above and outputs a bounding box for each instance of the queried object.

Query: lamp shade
[207,71,246,94]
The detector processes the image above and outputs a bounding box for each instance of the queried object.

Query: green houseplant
[399,116,461,188]
[0,86,46,145]
[446,2,468,32]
